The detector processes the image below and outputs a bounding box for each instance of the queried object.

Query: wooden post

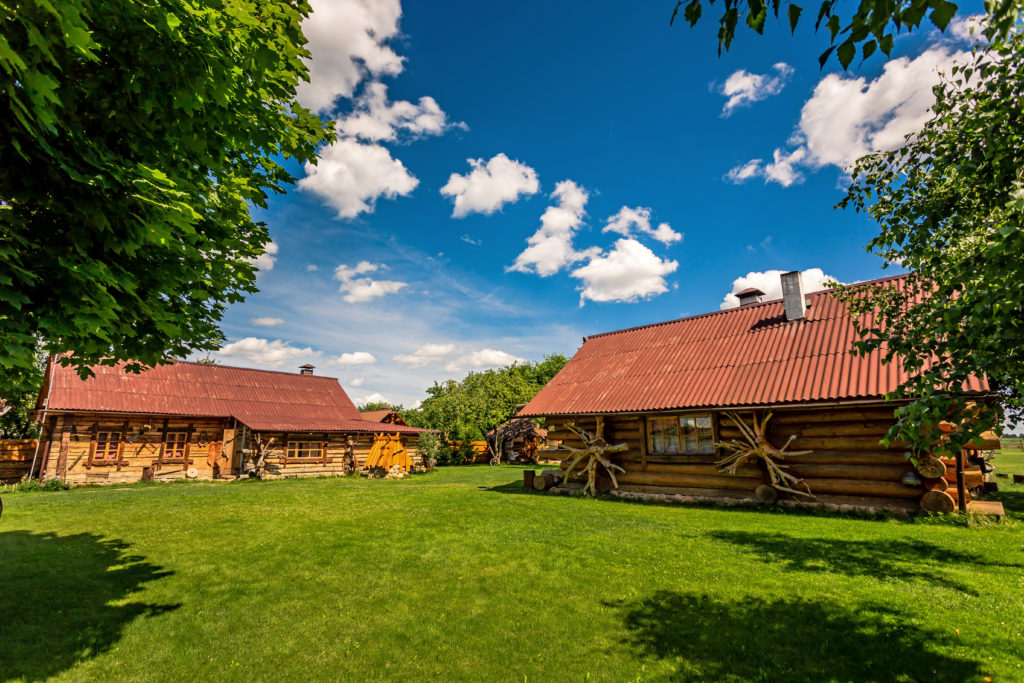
[523,470,536,489]
[55,428,71,479]
[155,418,169,470]
[955,449,967,514]
[640,417,649,471]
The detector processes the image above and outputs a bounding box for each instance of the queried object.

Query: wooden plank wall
[257,432,422,478]
[546,405,928,511]
[0,439,38,483]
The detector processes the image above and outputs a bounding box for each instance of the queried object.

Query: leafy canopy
[670,0,1020,68]
[0,0,333,377]
[831,32,1024,453]
[403,355,568,441]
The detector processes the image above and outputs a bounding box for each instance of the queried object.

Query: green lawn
[2,467,1023,682]
[996,438,1024,476]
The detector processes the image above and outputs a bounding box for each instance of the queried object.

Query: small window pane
[699,439,715,454]
[695,416,712,433]
[683,436,698,454]
[680,417,696,434]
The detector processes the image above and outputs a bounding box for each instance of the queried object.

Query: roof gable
[520,274,988,416]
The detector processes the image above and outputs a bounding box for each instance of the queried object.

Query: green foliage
[6,475,70,493]
[403,354,568,442]
[0,0,333,378]
[0,345,45,438]
[831,34,1024,456]
[415,431,441,469]
[670,0,1020,68]
[360,401,403,412]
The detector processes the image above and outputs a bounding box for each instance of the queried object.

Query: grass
[995,437,1024,477]
[1,466,1023,682]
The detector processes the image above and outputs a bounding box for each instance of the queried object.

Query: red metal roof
[520,274,989,416]
[41,360,421,434]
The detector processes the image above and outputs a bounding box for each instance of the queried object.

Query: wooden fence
[0,439,38,483]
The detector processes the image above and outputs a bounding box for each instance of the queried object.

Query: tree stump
[917,456,946,479]
[523,470,536,489]
[532,474,549,491]
[755,484,778,505]
[920,490,956,513]
[595,472,613,494]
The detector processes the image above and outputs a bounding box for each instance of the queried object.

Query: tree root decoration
[715,411,815,499]
[561,423,628,497]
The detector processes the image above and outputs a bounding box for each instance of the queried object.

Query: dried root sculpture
[715,411,815,498]
[561,423,628,497]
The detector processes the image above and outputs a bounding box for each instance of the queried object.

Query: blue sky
[213,0,986,407]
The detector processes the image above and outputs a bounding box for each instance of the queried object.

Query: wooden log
[781,450,910,466]
[785,436,905,451]
[619,462,761,477]
[963,432,1000,450]
[920,490,956,513]
[770,421,895,438]
[942,468,983,488]
[784,493,920,512]
[541,469,563,485]
[771,407,899,424]
[755,484,778,505]
[616,483,758,500]
[916,456,946,479]
[617,470,761,491]
[523,470,536,489]
[923,477,948,492]
[800,478,923,499]
[616,453,717,465]
[532,475,549,491]
[785,463,911,482]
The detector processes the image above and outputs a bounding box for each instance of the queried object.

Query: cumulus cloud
[330,351,377,366]
[336,82,463,142]
[603,206,682,246]
[948,14,987,42]
[350,377,366,387]
[250,241,278,272]
[295,0,404,115]
[393,343,455,368]
[217,337,319,367]
[251,317,285,327]
[354,392,390,407]
[306,264,319,272]
[508,180,597,276]
[444,349,525,373]
[720,63,793,115]
[727,47,969,186]
[299,138,419,218]
[334,261,407,303]
[719,268,841,309]
[571,238,678,305]
[440,153,540,217]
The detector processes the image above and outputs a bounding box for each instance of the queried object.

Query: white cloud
[251,317,285,327]
[444,349,526,373]
[334,261,407,303]
[393,343,455,368]
[350,377,366,387]
[571,238,679,305]
[295,0,404,115]
[720,63,793,115]
[337,81,463,142]
[602,206,682,246]
[354,392,389,407]
[330,351,377,366]
[719,267,841,309]
[727,47,969,186]
[299,138,419,218]
[460,234,481,246]
[306,264,319,272]
[508,180,597,276]
[440,153,540,217]
[250,241,278,272]
[217,337,320,367]
[948,14,987,42]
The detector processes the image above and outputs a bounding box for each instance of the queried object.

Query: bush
[5,476,70,493]
[416,432,441,470]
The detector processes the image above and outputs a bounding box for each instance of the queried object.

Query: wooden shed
[358,409,408,426]
[519,272,1000,514]
[32,360,424,485]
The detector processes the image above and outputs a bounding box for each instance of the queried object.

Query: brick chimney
[780,271,806,321]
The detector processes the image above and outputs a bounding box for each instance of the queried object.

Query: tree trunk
[523,469,536,489]
[955,450,967,515]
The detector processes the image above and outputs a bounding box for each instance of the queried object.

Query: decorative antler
[715,411,814,498]
[561,423,628,497]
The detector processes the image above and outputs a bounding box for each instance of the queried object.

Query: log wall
[39,413,422,485]
[0,439,38,483]
[544,404,935,511]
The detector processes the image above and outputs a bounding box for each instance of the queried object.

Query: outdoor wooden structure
[33,359,424,485]
[0,439,37,483]
[520,273,1001,515]
[358,409,409,426]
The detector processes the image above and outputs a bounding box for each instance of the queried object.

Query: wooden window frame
[87,426,126,468]
[645,413,718,459]
[160,430,192,464]
[283,438,330,464]
[155,420,193,469]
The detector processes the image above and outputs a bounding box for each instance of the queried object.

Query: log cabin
[519,272,1001,515]
[32,360,424,485]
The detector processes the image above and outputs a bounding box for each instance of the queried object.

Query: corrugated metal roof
[43,360,421,434]
[359,409,396,422]
[520,274,989,416]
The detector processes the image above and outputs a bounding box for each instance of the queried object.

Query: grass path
[1,466,1023,682]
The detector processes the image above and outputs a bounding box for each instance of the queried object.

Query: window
[163,432,189,460]
[680,416,715,454]
[287,441,324,459]
[648,415,715,454]
[649,418,678,454]
[94,432,121,460]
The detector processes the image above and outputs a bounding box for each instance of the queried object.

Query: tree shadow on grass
[0,531,179,681]
[995,489,1024,517]
[611,591,983,682]
[709,531,1022,596]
